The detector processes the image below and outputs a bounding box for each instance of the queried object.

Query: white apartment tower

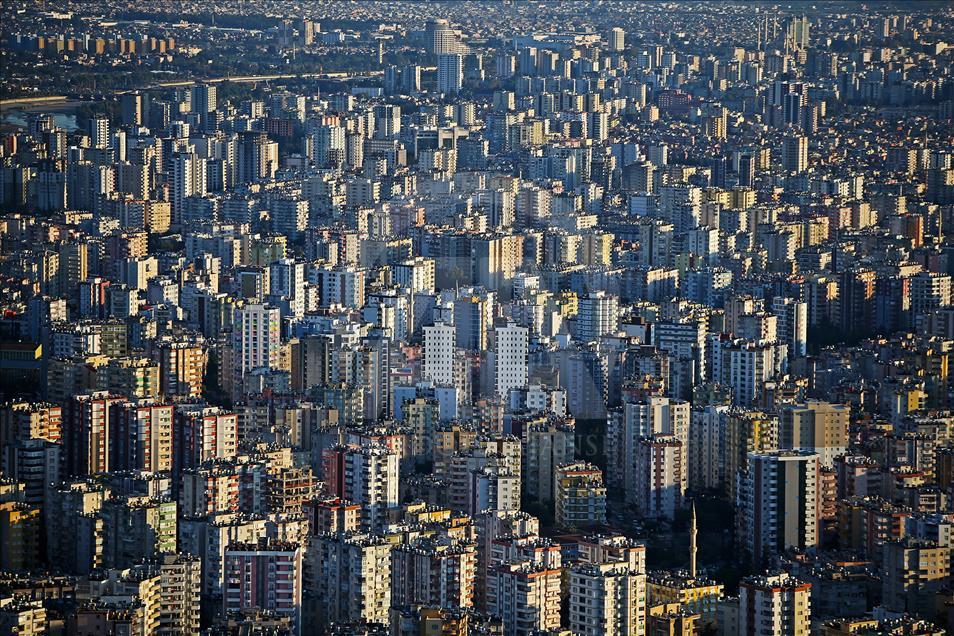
[659,183,702,233]
[569,562,647,636]
[494,321,528,399]
[192,83,218,114]
[351,446,400,534]
[607,27,626,52]
[724,339,776,406]
[232,303,281,385]
[423,321,456,385]
[438,53,464,94]
[910,271,952,316]
[428,19,462,55]
[313,533,392,626]
[487,563,562,635]
[739,571,812,636]
[612,397,690,496]
[171,153,208,227]
[633,436,684,520]
[325,445,400,534]
[90,117,110,149]
[575,291,619,342]
[394,257,436,294]
[391,540,477,609]
[312,125,346,166]
[688,405,728,492]
[771,297,808,358]
[373,104,401,139]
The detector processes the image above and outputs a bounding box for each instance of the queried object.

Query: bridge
[0,70,384,108]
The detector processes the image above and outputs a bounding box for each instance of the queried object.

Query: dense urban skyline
[0,1,953,635]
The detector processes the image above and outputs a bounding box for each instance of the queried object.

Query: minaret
[689,499,698,579]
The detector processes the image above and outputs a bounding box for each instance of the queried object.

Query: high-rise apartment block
[738,451,820,563]
[1,3,951,633]
[438,53,464,94]
[738,572,812,636]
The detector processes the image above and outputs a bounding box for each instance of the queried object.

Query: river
[0,99,89,132]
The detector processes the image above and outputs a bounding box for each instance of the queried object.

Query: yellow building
[389,606,474,636]
[779,401,849,467]
[729,187,757,210]
[648,573,724,628]
[557,291,579,318]
[0,599,47,636]
[133,572,162,636]
[820,617,944,635]
[0,402,62,445]
[0,482,22,502]
[144,201,171,233]
[155,338,206,397]
[402,501,454,525]
[648,602,700,636]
